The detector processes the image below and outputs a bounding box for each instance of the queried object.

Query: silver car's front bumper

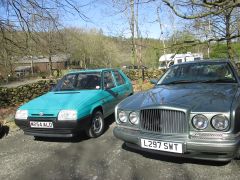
[113,126,240,161]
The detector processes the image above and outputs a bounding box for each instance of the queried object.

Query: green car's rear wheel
[86,111,105,138]
[0,122,3,135]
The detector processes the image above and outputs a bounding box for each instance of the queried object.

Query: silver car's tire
[86,111,105,138]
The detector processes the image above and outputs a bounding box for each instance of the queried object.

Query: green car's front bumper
[15,115,91,138]
[113,126,240,161]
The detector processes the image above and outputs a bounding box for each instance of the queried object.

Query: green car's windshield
[54,72,102,91]
[158,62,237,85]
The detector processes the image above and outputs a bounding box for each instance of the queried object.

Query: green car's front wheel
[86,111,105,138]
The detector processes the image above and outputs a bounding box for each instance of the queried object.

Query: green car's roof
[68,68,120,74]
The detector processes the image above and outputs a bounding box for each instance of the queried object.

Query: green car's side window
[103,71,115,89]
[60,74,76,90]
[113,70,125,86]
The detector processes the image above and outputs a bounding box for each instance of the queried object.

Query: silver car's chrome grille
[140,109,187,134]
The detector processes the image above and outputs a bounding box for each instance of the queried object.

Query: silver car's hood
[119,83,239,112]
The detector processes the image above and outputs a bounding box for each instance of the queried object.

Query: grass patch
[132,80,154,92]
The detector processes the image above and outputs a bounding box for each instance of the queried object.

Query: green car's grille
[28,117,56,121]
[140,109,187,134]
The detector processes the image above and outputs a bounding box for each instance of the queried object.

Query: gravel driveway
[0,117,240,180]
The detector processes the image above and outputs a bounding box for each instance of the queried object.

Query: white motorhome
[159,52,203,70]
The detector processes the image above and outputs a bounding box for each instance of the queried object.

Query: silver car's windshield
[158,62,237,85]
[54,72,101,91]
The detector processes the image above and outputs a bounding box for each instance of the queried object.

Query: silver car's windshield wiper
[160,80,198,85]
[159,78,237,85]
[199,78,237,83]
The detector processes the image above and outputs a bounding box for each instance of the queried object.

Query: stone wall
[0,80,52,108]
[0,69,164,108]
[123,69,164,80]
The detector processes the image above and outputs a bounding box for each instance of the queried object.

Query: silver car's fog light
[211,115,229,131]
[129,112,139,125]
[118,111,127,123]
[192,114,208,130]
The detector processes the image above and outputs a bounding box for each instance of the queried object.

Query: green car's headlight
[118,111,127,123]
[192,114,208,130]
[129,112,139,125]
[15,110,28,120]
[211,115,229,131]
[58,110,77,120]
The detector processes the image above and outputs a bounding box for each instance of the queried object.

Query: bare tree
[162,0,240,60]
[109,0,146,65]
[0,0,88,75]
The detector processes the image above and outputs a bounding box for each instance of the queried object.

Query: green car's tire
[235,148,240,159]
[86,111,105,138]
[0,122,3,135]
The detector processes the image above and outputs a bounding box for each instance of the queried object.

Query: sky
[0,0,187,39]
[61,0,187,39]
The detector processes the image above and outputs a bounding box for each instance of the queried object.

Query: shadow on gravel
[34,131,89,143]
[34,114,115,143]
[122,143,230,166]
[104,114,115,130]
[0,125,9,138]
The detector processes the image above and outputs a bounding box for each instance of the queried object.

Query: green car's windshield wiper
[199,78,237,83]
[58,88,76,91]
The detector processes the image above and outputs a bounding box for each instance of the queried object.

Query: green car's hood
[19,90,103,116]
[119,83,238,113]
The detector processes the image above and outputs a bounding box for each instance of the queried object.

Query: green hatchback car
[15,68,133,138]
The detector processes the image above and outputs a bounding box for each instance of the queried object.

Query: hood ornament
[160,97,164,104]
[39,112,44,116]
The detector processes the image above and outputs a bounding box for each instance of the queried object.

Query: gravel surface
[0,118,240,180]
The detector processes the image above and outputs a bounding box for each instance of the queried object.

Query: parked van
[159,52,203,70]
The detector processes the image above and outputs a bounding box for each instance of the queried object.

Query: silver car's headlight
[211,115,229,131]
[58,110,77,120]
[192,114,208,130]
[129,112,139,125]
[118,111,127,123]
[15,110,28,120]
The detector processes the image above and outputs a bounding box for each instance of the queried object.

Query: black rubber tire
[235,148,240,159]
[86,111,105,138]
[34,136,44,141]
[0,123,3,135]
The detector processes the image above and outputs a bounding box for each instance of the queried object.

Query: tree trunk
[207,41,210,59]
[130,0,136,65]
[157,6,166,55]
[225,11,234,61]
[136,0,142,67]
[49,55,53,76]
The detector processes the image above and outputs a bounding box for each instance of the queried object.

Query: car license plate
[30,121,53,128]
[140,138,183,153]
